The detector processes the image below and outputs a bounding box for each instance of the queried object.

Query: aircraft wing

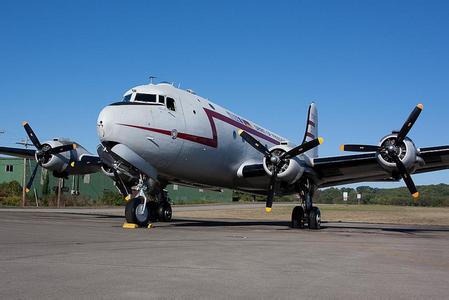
[0,146,36,159]
[313,145,449,188]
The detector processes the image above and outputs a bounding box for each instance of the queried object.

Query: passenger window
[135,93,157,103]
[158,95,165,104]
[166,97,176,111]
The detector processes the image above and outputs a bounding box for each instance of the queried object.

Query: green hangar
[0,157,232,206]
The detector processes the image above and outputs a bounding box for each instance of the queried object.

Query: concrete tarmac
[0,207,448,299]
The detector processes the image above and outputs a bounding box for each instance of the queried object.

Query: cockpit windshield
[122,92,175,111]
[123,94,132,102]
[135,93,157,103]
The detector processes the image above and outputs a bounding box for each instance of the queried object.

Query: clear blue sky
[0,0,448,187]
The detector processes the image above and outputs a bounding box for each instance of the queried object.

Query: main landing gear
[291,205,321,230]
[124,177,172,227]
[291,180,321,230]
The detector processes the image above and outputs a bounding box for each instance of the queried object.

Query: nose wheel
[125,197,151,227]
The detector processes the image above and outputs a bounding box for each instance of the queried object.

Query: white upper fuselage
[97,83,297,191]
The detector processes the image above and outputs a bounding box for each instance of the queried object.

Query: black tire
[125,197,150,227]
[308,207,321,230]
[148,201,159,222]
[291,206,304,228]
[158,202,172,222]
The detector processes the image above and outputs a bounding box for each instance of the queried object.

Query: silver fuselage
[97,83,301,192]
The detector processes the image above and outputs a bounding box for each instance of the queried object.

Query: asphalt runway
[1,208,449,299]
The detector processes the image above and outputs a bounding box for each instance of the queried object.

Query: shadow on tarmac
[168,218,449,233]
[57,211,449,233]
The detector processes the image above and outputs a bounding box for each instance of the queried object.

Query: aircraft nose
[97,105,115,141]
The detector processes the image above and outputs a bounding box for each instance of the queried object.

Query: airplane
[1,80,449,229]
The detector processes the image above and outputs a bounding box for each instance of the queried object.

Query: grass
[174,203,449,226]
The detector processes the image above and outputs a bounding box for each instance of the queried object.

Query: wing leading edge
[0,146,36,159]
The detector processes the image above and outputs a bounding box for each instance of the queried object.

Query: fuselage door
[149,94,186,169]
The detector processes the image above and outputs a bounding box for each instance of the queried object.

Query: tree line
[234,184,449,207]
[2,180,449,207]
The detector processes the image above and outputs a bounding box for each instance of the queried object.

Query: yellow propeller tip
[412,192,420,199]
[70,162,75,167]
[237,129,243,135]
[265,207,272,213]
[125,195,131,201]
[22,121,28,126]
[417,103,424,110]
[318,137,324,144]
[339,145,345,151]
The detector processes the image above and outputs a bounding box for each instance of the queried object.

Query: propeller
[22,122,76,192]
[238,129,323,212]
[339,104,423,199]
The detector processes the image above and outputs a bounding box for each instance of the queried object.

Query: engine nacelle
[376,134,421,172]
[263,145,305,184]
[37,139,96,175]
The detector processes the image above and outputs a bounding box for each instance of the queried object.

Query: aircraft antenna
[149,75,157,84]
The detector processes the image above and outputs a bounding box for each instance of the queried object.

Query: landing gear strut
[291,179,321,230]
[125,176,151,226]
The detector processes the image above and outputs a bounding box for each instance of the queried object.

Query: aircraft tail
[302,102,319,158]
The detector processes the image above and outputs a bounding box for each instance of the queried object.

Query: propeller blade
[396,104,423,144]
[340,144,381,152]
[22,122,42,149]
[391,155,419,199]
[25,164,39,193]
[265,168,278,212]
[238,130,270,156]
[50,144,76,155]
[282,137,323,159]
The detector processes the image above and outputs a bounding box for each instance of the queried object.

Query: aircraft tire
[148,201,159,222]
[308,207,321,230]
[158,202,172,222]
[291,206,305,228]
[125,197,150,227]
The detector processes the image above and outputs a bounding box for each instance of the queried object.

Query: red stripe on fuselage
[118,108,280,148]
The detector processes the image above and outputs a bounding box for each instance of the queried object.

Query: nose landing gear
[124,176,173,227]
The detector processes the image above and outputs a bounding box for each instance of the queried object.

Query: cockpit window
[166,97,176,111]
[123,94,132,102]
[158,95,165,104]
[135,93,157,103]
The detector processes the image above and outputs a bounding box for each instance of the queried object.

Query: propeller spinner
[238,129,323,212]
[340,104,423,199]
